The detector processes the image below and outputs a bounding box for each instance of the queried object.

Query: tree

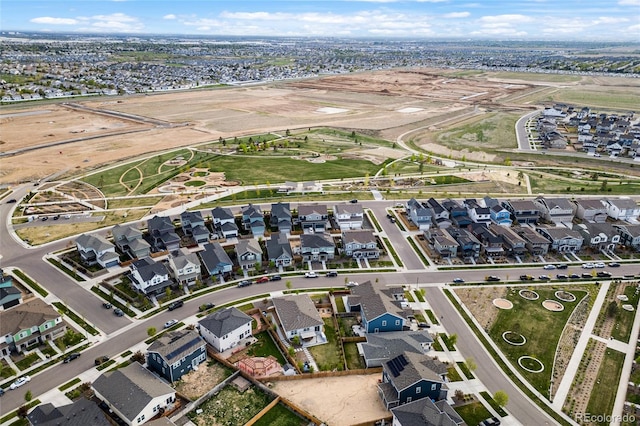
[454,389,465,401]
[448,333,458,347]
[25,390,32,402]
[465,357,477,372]
[607,300,618,318]
[131,351,145,364]
[286,280,292,290]
[494,390,509,407]
[286,129,291,136]
[147,327,156,337]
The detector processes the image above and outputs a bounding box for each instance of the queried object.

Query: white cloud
[443,12,470,18]
[30,17,78,25]
[163,14,177,20]
[479,14,534,24]
[618,0,640,5]
[593,17,629,24]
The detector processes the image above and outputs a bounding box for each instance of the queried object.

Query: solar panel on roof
[165,336,202,360]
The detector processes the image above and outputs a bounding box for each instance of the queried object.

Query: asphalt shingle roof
[272,294,323,333]
[349,280,406,321]
[198,307,252,337]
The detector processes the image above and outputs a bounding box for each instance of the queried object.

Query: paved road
[515,110,540,151]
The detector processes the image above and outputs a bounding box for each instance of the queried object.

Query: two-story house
[534,197,576,225]
[235,239,263,271]
[75,234,120,268]
[614,224,640,251]
[536,226,584,253]
[358,331,434,368]
[471,223,505,259]
[405,198,433,231]
[266,233,294,267]
[270,202,292,234]
[391,398,464,426]
[573,199,608,223]
[425,228,459,259]
[129,257,172,296]
[489,223,527,257]
[502,199,540,225]
[347,281,407,333]
[465,198,491,225]
[333,203,365,230]
[342,230,379,259]
[27,398,111,426]
[198,307,253,353]
[147,329,207,383]
[602,198,640,222]
[180,210,209,244]
[0,270,21,311]
[448,228,481,261]
[147,215,181,252]
[211,207,239,239]
[517,226,551,256]
[272,294,326,347]
[574,222,620,252]
[241,204,265,238]
[484,197,513,226]
[167,248,201,287]
[112,224,151,260]
[426,198,451,228]
[298,204,329,233]
[198,242,233,278]
[299,233,335,262]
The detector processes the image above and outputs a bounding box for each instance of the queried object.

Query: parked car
[485,276,501,282]
[538,275,550,280]
[270,275,282,281]
[63,353,81,363]
[582,263,595,269]
[390,217,396,223]
[543,264,556,270]
[556,274,568,279]
[113,308,124,317]
[255,276,270,284]
[594,262,606,268]
[519,275,534,281]
[326,271,338,277]
[10,376,30,390]
[238,280,252,287]
[0,388,4,396]
[168,300,183,311]
[609,262,621,268]
[41,216,48,221]
[417,322,430,329]
[199,302,215,312]
[346,281,359,287]
[102,302,112,309]
[349,199,358,204]
[304,272,318,278]
[569,273,581,279]
[164,319,178,329]
[479,417,501,426]
[94,356,110,366]
[6,199,17,204]
[582,273,594,278]
[556,264,568,269]
[597,271,612,278]
[452,278,465,284]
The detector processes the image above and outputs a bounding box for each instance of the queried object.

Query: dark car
[113,308,124,317]
[582,273,594,279]
[63,353,81,363]
[6,199,17,204]
[485,276,501,282]
[609,262,621,267]
[270,275,282,281]
[349,199,358,204]
[238,280,252,287]
[597,271,612,278]
[480,417,501,426]
[556,274,568,279]
[570,273,581,279]
[326,271,338,277]
[519,275,534,281]
[417,322,430,329]
[199,302,215,312]
[556,264,568,269]
[452,278,465,284]
[538,275,550,280]
[168,300,184,311]
[94,356,110,366]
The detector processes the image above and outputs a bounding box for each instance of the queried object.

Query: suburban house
[198,307,253,353]
[27,398,111,426]
[198,242,233,278]
[517,226,551,256]
[211,207,239,239]
[573,199,608,223]
[425,228,459,259]
[489,223,527,257]
[241,204,265,238]
[0,298,66,356]
[502,199,540,225]
[180,210,209,244]
[471,224,505,259]
[75,233,120,268]
[602,198,640,222]
[347,281,407,333]
[533,197,576,225]
[92,363,176,426]
[614,224,640,250]
[465,198,491,225]
[147,216,181,252]
[272,294,326,347]
[484,197,513,226]
[443,199,472,228]
[146,329,207,383]
[406,198,434,230]
[299,233,335,262]
[235,239,263,271]
[426,198,451,228]
[447,228,481,260]
[266,233,294,268]
[112,224,151,260]
[358,331,434,368]
[0,270,21,310]
[333,203,365,230]
[391,397,464,426]
[167,248,201,287]
[342,230,380,259]
[378,351,448,409]
[129,257,172,296]
[536,226,584,253]
[298,204,329,233]
[574,222,620,251]
[270,202,292,234]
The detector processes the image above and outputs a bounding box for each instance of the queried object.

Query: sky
[1,0,639,42]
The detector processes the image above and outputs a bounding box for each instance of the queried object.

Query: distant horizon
[1,0,639,42]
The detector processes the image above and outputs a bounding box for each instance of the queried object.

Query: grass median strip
[382,237,403,268]
[11,269,48,297]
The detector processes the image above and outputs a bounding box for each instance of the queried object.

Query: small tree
[131,351,145,364]
[25,390,32,402]
[494,390,509,407]
[147,327,156,337]
[448,333,458,347]
[607,300,618,318]
[286,280,292,290]
[291,335,301,346]
[465,357,477,372]
[454,389,465,401]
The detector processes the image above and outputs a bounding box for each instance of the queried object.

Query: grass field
[611,285,640,342]
[253,403,308,426]
[247,331,287,365]
[586,348,625,425]
[490,72,583,83]
[454,401,493,426]
[434,111,520,152]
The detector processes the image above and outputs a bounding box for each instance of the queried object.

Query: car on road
[485,276,501,282]
[479,417,501,426]
[543,264,557,270]
[569,273,581,279]
[164,319,178,329]
[597,271,612,278]
[10,376,30,390]
[452,278,465,283]
[346,281,359,287]
[199,302,215,312]
[94,356,110,366]
[41,216,48,221]
[556,274,568,279]
[609,262,621,267]
[255,276,270,284]
[53,214,60,220]
[168,300,183,311]
[0,388,4,397]
[349,199,358,204]
[582,273,594,278]
[6,199,17,204]
[270,275,282,281]
[113,308,124,317]
[556,264,568,269]
[582,263,595,269]
[519,275,534,281]
[594,262,606,268]
[238,280,252,287]
[326,271,338,277]
[538,275,550,280]
[102,302,112,309]
[63,353,81,363]
[304,272,318,278]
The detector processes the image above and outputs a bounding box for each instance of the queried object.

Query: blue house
[198,242,233,278]
[0,270,21,310]
[378,351,448,409]
[347,281,408,333]
[241,204,265,238]
[146,329,206,383]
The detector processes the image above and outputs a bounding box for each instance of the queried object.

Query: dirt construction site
[0,67,549,185]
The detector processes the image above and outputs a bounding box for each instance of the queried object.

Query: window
[381,320,387,326]
[407,397,412,403]
[395,320,400,326]
[416,387,421,394]
[431,384,437,391]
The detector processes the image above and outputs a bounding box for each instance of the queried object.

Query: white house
[602,198,640,222]
[129,257,172,295]
[167,248,201,286]
[198,307,252,353]
[272,294,326,347]
[333,203,364,230]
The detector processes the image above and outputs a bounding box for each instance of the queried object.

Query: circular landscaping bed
[623,304,635,312]
[518,356,544,373]
[502,331,527,346]
[542,300,564,312]
[519,289,539,301]
[185,180,206,187]
[492,298,513,309]
[555,291,576,302]
[192,171,209,177]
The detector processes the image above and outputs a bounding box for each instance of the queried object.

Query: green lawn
[454,401,493,426]
[586,348,625,425]
[308,318,343,371]
[344,342,365,370]
[253,403,307,426]
[488,287,588,398]
[247,331,287,365]
[611,285,640,342]
[447,365,463,382]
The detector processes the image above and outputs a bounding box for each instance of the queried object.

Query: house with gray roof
[391,397,464,426]
[574,222,620,251]
[298,204,328,232]
[573,199,608,223]
[198,307,252,353]
[300,233,335,262]
[92,363,176,426]
[27,398,111,426]
[406,198,434,231]
[235,239,263,271]
[502,199,540,225]
[358,331,434,368]
[180,210,207,242]
[167,248,201,286]
[129,257,172,296]
[333,203,365,230]
[533,197,576,225]
[272,294,326,347]
[602,198,640,222]
[378,351,448,409]
[241,203,265,238]
[270,202,292,234]
[75,233,119,268]
[517,226,551,256]
[147,329,206,383]
[342,230,379,259]
[536,226,584,253]
[614,224,640,251]
[347,281,407,333]
[147,215,180,252]
[211,207,238,239]
[0,270,21,311]
[112,224,150,259]
[198,242,233,278]
[266,233,293,267]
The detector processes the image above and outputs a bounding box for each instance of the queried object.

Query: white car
[304,272,318,278]
[346,281,359,287]
[10,375,31,390]
[594,262,606,268]
[543,264,556,270]
[164,319,178,329]
[582,263,595,269]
